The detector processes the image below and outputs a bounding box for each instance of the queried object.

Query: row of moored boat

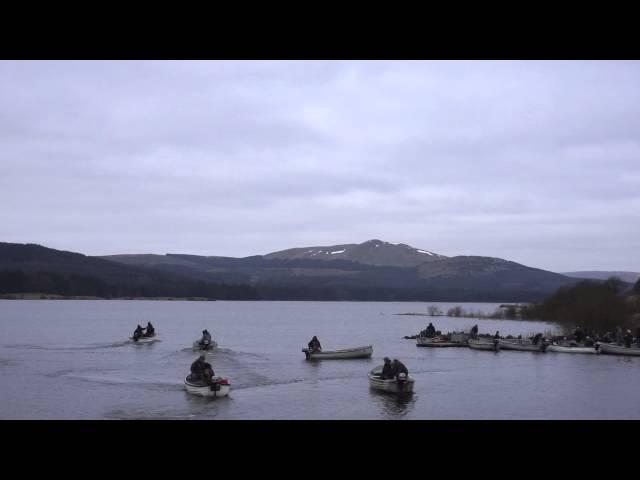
[416,334,640,356]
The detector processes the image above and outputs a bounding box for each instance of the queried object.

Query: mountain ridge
[97,239,579,301]
[264,239,447,267]
[0,239,588,301]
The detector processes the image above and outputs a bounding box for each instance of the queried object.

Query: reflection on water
[370,389,417,418]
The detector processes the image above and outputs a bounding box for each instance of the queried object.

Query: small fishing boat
[129,334,159,344]
[184,375,231,397]
[547,344,598,354]
[498,339,547,352]
[598,343,640,356]
[468,338,500,351]
[302,345,373,360]
[368,366,414,394]
[416,337,467,347]
[192,339,218,351]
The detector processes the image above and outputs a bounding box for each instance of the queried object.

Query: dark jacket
[190,359,204,375]
[145,323,155,335]
[191,359,212,376]
[393,361,408,377]
[308,337,321,351]
[381,361,393,379]
[426,324,436,338]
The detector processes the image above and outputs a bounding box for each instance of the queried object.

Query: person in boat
[308,336,322,353]
[144,322,155,337]
[391,359,409,380]
[584,336,595,347]
[624,330,633,348]
[199,329,212,346]
[132,324,145,341]
[381,357,393,379]
[425,323,436,338]
[532,333,543,345]
[190,355,214,383]
[470,325,479,339]
[494,331,500,339]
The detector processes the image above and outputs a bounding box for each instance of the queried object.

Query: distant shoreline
[0,294,516,303]
[0,294,216,301]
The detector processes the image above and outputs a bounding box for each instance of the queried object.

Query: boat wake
[0,358,17,368]
[54,371,185,391]
[104,408,205,420]
[5,341,134,351]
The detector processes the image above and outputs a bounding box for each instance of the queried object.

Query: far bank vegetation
[417,277,640,335]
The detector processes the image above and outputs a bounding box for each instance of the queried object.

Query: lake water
[0,300,638,419]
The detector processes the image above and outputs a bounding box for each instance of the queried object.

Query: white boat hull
[130,335,159,344]
[498,340,547,352]
[184,376,230,397]
[368,371,415,394]
[598,343,640,356]
[417,337,466,347]
[547,344,598,354]
[468,339,500,351]
[192,340,218,351]
[302,345,373,360]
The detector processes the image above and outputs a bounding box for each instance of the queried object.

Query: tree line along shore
[400,277,640,335]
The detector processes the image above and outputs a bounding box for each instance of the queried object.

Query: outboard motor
[541,338,549,352]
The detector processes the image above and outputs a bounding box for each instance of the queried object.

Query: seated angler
[426,323,436,338]
[200,329,212,346]
[391,359,409,380]
[132,324,145,341]
[470,324,479,339]
[145,322,155,337]
[381,357,393,379]
[190,355,214,383]
[308,336,322,353]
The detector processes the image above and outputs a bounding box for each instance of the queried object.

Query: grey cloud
[1,60,640,271]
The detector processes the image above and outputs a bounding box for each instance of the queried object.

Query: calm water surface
[0,300,638,419]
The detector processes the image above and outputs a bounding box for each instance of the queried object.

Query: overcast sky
[1,60,639,272]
